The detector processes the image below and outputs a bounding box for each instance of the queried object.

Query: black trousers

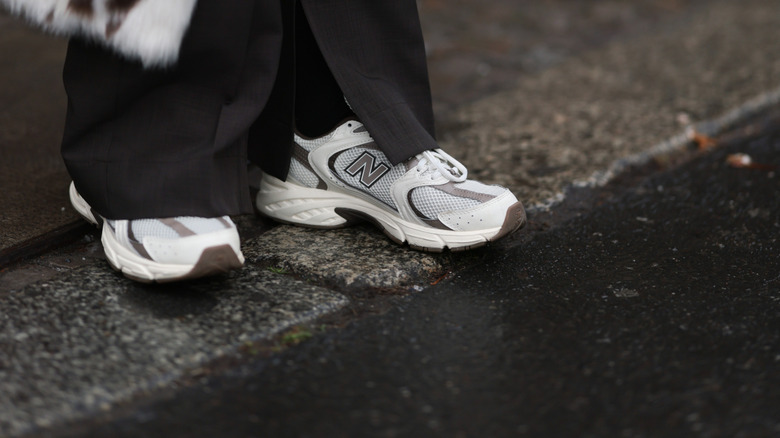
[61,0,437,219]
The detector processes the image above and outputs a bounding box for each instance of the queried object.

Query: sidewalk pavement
[1,0,779,435]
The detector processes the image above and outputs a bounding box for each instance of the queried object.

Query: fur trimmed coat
[1,0,197,67]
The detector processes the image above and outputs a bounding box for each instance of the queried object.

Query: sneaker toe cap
[437,190,521,232]
[142,228,242,265]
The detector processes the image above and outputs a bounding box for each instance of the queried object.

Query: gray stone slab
[439,0,780,208]
[0,260,348,436]
[244,225,453,291]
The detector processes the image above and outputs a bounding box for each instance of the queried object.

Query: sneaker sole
[257,174,526,252]
[70,182,244,282]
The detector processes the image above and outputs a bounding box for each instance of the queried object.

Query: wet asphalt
[51,118,780,437]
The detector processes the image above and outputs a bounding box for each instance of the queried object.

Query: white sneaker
[255,119,526,251]
[69,183,245,283]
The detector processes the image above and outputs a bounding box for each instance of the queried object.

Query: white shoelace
[415,149,468,182]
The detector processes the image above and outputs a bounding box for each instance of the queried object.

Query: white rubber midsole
[256,174,504,250]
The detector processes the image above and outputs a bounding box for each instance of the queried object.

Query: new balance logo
[345,152,391,188]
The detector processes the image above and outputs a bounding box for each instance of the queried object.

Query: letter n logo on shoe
[345,152,391,188]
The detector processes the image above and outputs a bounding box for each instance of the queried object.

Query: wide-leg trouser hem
[62,0,436,219]
[62,0,282,219]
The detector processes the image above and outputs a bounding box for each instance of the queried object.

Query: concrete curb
[582,86,780,188]
[539,85,780,211]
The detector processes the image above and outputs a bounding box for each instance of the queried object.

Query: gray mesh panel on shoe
[289,158,320,188]
[409,186,481,220]
[176,217,231,233]
[130,217,230,240]
[332,147,405,209]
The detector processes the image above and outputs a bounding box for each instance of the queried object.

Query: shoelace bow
[415,149,468,183]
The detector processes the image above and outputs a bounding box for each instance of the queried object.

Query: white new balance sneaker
[255,119,526,252]
[69,183,244,283]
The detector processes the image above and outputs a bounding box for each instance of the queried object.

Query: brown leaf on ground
[692,132,718,150]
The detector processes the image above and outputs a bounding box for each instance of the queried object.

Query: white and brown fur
[1,0,197,68]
